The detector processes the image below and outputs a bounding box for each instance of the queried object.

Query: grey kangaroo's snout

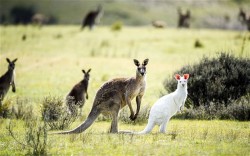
[138,67,146,76]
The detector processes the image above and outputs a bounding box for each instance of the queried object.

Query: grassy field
[0,26,250,155]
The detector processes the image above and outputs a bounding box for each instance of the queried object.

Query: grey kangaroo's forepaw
[130,114,137,121]
[129,114,135,121]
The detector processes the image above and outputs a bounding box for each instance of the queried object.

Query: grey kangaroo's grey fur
[66,69,91,114]
[0,58,18,106]
[54,59,149,134]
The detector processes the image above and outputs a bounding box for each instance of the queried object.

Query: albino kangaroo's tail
[133,121,155,135]
[52,108,101,134]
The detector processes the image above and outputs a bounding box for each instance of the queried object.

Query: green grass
[1,119,249,155]
[0,25,250,155]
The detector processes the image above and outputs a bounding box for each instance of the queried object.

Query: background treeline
[1,0,250,29]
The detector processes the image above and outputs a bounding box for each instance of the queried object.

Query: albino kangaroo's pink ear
[175,74,181,80]
[183,74,189,80]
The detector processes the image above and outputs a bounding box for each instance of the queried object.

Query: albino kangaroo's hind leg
[159,117,170,133]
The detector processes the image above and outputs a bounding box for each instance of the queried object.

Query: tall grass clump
[165,52,250,120]
[0,97,33,119]
[41,95,78,130]
[119,105,151,124]
[111,21,123,31]
[7,114,49,155]
[12,98,33,120]
[0,98,12,118]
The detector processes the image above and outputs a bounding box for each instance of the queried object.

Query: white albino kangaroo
[136,74,189,134]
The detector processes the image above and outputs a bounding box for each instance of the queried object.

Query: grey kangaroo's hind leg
[109,101,120,133]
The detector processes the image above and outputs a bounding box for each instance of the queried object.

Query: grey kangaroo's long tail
[52,108,101,134]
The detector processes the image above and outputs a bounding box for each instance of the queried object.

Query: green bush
[0,98,12,118]
[41,96,78,130]
[7,117,49,155]
[12,98,33,120]
[111,21,123,31]
[174,94,250,121]
[119,105,150,124]
[164,53,250,108]
[0,97,34,119]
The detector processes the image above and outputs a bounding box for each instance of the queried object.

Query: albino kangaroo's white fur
[137,74,189,134]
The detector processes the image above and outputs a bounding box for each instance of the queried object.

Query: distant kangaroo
[81,5,102,30]
[177,8,191,28]
[135,74,189,134]
[238,8,250,31]
[54,58,149,134]
[0,58,18,106]
[66,69,91,114]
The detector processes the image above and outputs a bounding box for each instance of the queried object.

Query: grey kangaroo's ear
[82,70,86,74]
[133,59,140,66]
[87,69,91,73]
[6,58,11,63]
[13,58,18,63]
[142,58,149,66]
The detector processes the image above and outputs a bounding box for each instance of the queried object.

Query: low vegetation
[41,96,78,130]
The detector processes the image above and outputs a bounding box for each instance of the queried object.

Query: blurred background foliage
[0,0,250,29]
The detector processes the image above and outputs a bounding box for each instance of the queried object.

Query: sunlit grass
[0,25,249,155]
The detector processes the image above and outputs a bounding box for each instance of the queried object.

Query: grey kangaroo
[0,58,18,106]
[66,69,91,114]
[54,58,149,134]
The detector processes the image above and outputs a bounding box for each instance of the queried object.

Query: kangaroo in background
[66,69,91,115]
[53,58,149,134]
[177,8,191,28]
[81,5,103,30]
[135,74,189,134]
[238,8,250,31]
[0,58,18,107]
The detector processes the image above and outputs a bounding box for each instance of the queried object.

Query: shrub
[7,117,49,155]
[12,98,33,120]
[174,94,250,121]
[0,97,34,119]
[41,96,78,130]
[10,5,35,24]
[111,21,123,31]
[0,98,12,118]
[221,94,250,121]
[119,105,151,124]
[164,53,250,108]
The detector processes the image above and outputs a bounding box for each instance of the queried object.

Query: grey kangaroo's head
[82,69,91,81]
[6,58,18,70]
[133,58,149,77]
